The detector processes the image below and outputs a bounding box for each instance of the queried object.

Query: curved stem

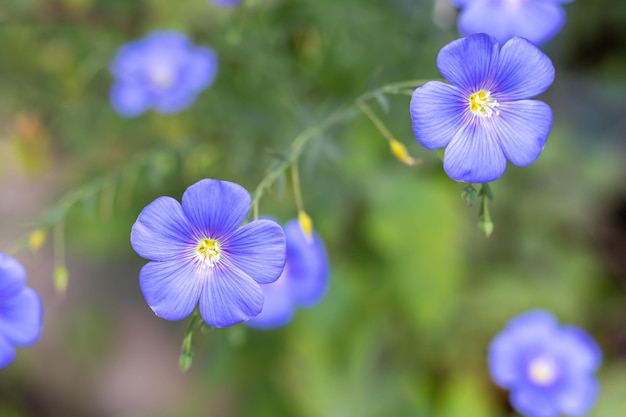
[250,78,427,211]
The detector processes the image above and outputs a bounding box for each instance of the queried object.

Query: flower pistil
[469,89,499,117]
[197,238,221,266]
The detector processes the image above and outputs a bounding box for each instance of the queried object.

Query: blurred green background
[1,0,625,416]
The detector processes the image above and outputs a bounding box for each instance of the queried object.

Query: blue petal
[495,38,555,100]
[457,1,566,45]
[181,179,251,238]
[0,334,16,369]
[223,219,286,285]
[410,81,467,150]
[139,259,203,321]
[110,31,191,78]
[131,196,195,262]
[153,47,218,114]
[283,220,329,307]
[199,263,263,328]
[511,385,560,417]
[555,326,602,373]
[0,287,42,346]
[0,254,26,297]
[503,1,566,46]
[213,0,243,7]
[110,82,152,117]
[556,375,599,416]
[492,100,552,166]
[437,33,500,92]
[442,118,507,182]
[246,275,295,330]
[489,310,558,387]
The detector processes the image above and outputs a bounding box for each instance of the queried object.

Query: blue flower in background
[410,34,554,183]
[489,310,601,417]
[450,0,573,45]
[110,31,218,117]
[247,219,329,329]
[0,253,43,369]
[130,179,286,328]
[212,0,242,7]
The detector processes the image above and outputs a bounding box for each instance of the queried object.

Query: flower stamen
[196,238,221,266]
[528,355,559,386]
[469,89,499,117]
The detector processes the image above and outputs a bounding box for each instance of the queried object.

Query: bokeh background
[1,0,626,416]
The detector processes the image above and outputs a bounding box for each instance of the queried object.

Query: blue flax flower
[212,0,242,7]
[130,179,286,328]
[450,0,573,45]
[489,310,601,417]
[247,219,329,329]
[0,253,43,369]
[110,31,218,117]
[410,33,554,183]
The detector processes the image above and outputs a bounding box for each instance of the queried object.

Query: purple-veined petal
[0,287,42,346]
[511,385,560,417]
[495,38,555,100]
[139,259,203,321]
[283,220,329,307]
[110,82,152,118]
[223,219,286,285]
[491,100,552,167]
[437,33,500,91]
[410,81,467,150]
[181,179,251,238]
[246,274,295,329]
[0,254,27,297]
[556,375,599,416]
[0,334,16,369]
[131,196,196,262]
[442,118,507,182]
[199,263,263,327]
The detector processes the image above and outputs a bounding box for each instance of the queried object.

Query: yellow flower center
[528,356,558,386]
[196,238,221,266]
[469,89,499,117]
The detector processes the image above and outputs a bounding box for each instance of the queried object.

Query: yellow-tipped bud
[389,139,417,166]
[298,210,314,243]
[54,265,69,296]
[28,229,46,253]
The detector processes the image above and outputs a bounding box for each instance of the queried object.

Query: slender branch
[251,78,427,210]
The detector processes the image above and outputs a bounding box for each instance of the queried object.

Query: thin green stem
[291,161,305,213]
[251,78,428,211]
[355,98,395,142]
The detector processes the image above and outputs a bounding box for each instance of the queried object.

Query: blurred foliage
[1,0,626,417]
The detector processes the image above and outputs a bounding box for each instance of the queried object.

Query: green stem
[251,78,428,210]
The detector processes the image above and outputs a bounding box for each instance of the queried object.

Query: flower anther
[469,89,499,117]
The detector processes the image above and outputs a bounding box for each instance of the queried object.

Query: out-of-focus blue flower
[212,0,242,7]
[410,33,554,183]
[489,310,601,417]
[109,31,218,117]
[0,253,43,369]
[247,219,329,329]
[130,179,286,328]
[450,0,573,45]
